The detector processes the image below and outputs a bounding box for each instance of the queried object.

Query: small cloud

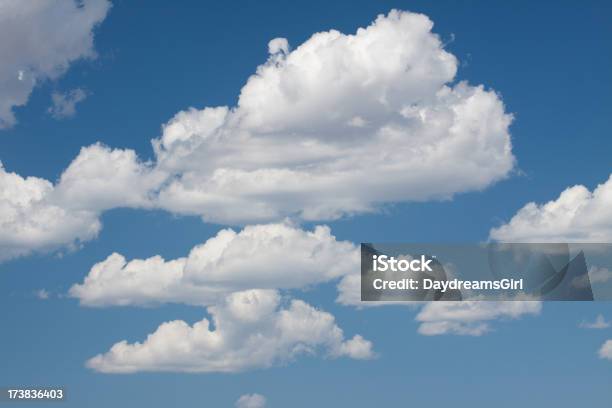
[268,37,289,55]
[580,314,610,329]
[443,32,456,47]
[599,340,612,360]
[588,266,612,284]
[236,394,267,408]
[573,266,612,289]
[35,289,50,300]
[48,88,88,119]
[416,301,542,336]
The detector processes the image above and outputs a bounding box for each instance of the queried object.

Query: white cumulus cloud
[86,289,374,373]
[153,10,515,224]
[54,143,163,212]
[0,0,110,128]
[490,174,612,242]
[416,300,542,336]
[0,143,161,261]
[69,222,358,306]
[1,9,515,261]
[0,162,100,261]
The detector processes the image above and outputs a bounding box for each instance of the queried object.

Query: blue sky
[0,1,611,407]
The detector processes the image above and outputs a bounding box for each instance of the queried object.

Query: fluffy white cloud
[0,0,110,128]
[86,289,374,373]
[153,10,515,224]
[236,394,267,408]
[70,223,359,306]
[73,224,539,339]
[599,340,612,360]
[54,143,162,212]
[336,272,363,306]
[48,88,87,119]
[415,301,542,336]
[1,9,515,260]
[490,174,612,242]
[0,143,160,261]
[268,37,288,55]
[0,162,100,260]
[580,314,610,329]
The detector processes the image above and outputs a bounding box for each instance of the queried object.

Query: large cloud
[1,10,515,261]
[0,0,110,128]
[86,289,374,373]
[153,10,515,223]
[490,174,612,242]
[70,223,358,306]
[415,301,542,336]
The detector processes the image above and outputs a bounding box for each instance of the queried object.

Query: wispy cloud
[416,301,542,336]
[599,340,612,360]
[35,289,50,300]
[580,314,610,329]
[48,88,88,119]
[236,394,267,408]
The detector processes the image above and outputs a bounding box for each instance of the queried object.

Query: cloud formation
[415,301,542,336]
[236,394,267,408]
[0,0,110,128]
[48,88,88,119]
[599,340,612,360]
[86,289,374,373]
[70,223,358,306]
[572,265,612,291]
[152,10,515,223]
[490,174,612,242]
[580,314,610,330]
[0,162,100,261]
[35,289,50,300]
[0,143,159,261]
[1,10,515,261]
